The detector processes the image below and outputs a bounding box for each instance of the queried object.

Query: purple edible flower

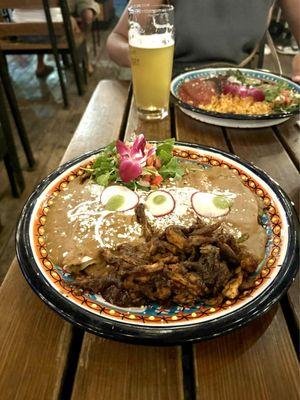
[116,134,156,182]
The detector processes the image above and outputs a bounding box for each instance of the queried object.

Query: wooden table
[0,80,299,400]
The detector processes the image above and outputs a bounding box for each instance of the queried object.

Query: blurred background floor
[0,12,295,284]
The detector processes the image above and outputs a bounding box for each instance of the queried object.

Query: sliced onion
[223,83,265,102]
[224,83,240,96]
[247,87,265,102]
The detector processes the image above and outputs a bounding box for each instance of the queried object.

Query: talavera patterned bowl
[16,143,299,345]
[171,68,300,128]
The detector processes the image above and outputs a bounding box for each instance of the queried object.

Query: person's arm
[106,0,165,67]
[278,0,300,81]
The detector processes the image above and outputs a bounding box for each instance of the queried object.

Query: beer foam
[129,33,174,48]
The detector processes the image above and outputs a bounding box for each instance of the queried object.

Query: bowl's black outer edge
[15,143,299,345]
[170,68,300,121]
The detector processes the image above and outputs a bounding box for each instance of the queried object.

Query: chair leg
[42,0,69,108]
[61,53,70,68]
[0,52,36,168]
[0,81,25,194]
[70,48,85,96]
[257,34,266,69]
[56,54,69,108]
[96,27,100,47]
[82,59,88,86]
[59,0,85,96]
[4,154,22,197]
[92,26,97,57]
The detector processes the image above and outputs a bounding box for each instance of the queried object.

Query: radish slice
[145,190,175,217]
[191,192,232,218]
[100,185,138,212]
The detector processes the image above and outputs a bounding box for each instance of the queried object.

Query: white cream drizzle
[65,182,239,249]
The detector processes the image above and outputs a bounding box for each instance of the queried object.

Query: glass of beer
[128,4,175,121]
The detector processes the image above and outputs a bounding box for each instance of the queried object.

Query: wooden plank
[0,259,72,400]
[62,80,130,162]
[0,40,54,51]
[0,80,130,400]
[72,337,184,400]
[174,106,227,150]
[174,112,299,400]
[0,22,65,37]
[125,96,172,141]
[72,95,184,400]
[227,127,299,212]
[0,0,59,9]
[193,306,299,400]
[274,116,300,169]
[0,33,84,51]
[287,276,300,328]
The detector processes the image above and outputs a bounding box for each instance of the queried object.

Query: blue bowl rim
[170,67,300,121]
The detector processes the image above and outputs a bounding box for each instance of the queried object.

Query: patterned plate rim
[16,142,299,344]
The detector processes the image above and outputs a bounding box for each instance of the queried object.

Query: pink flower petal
[132,134,146,154]
[147,147,156,159]
[119,159,142,182]
[116,140,130,158]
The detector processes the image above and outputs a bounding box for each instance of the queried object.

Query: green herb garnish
[86,141,119,187]
[159,156,185,180]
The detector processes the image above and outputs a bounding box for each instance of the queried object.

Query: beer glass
[128,4,175,120]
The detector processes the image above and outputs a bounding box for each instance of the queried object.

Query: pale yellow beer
[128,4,175,120]
[129,43,174,118]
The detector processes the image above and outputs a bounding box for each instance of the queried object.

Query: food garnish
[191,192,232,218]
[145,190,175,217]
[100,185,139,211]
[85,134,184,189]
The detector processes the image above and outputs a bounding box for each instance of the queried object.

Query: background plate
[171,68,300,129]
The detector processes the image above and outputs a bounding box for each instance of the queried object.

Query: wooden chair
[0,78,24,197]
[0,0,88,108]
[91,16,101,56]
[0,52,35,168]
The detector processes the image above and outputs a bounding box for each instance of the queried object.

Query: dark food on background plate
[178,69,300,115]
[44,135,267,308]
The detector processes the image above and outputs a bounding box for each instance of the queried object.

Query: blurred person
[106,0,300,82]
[12,0,99,77]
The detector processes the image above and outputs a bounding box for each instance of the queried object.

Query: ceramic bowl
[170,68,300,128]
[16,143,299,344]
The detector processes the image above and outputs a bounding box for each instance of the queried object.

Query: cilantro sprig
[156,138,185,179]
[85,137,185,188]
[84,142,119,187]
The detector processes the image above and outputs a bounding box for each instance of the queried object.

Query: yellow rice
[200,94,272,115]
